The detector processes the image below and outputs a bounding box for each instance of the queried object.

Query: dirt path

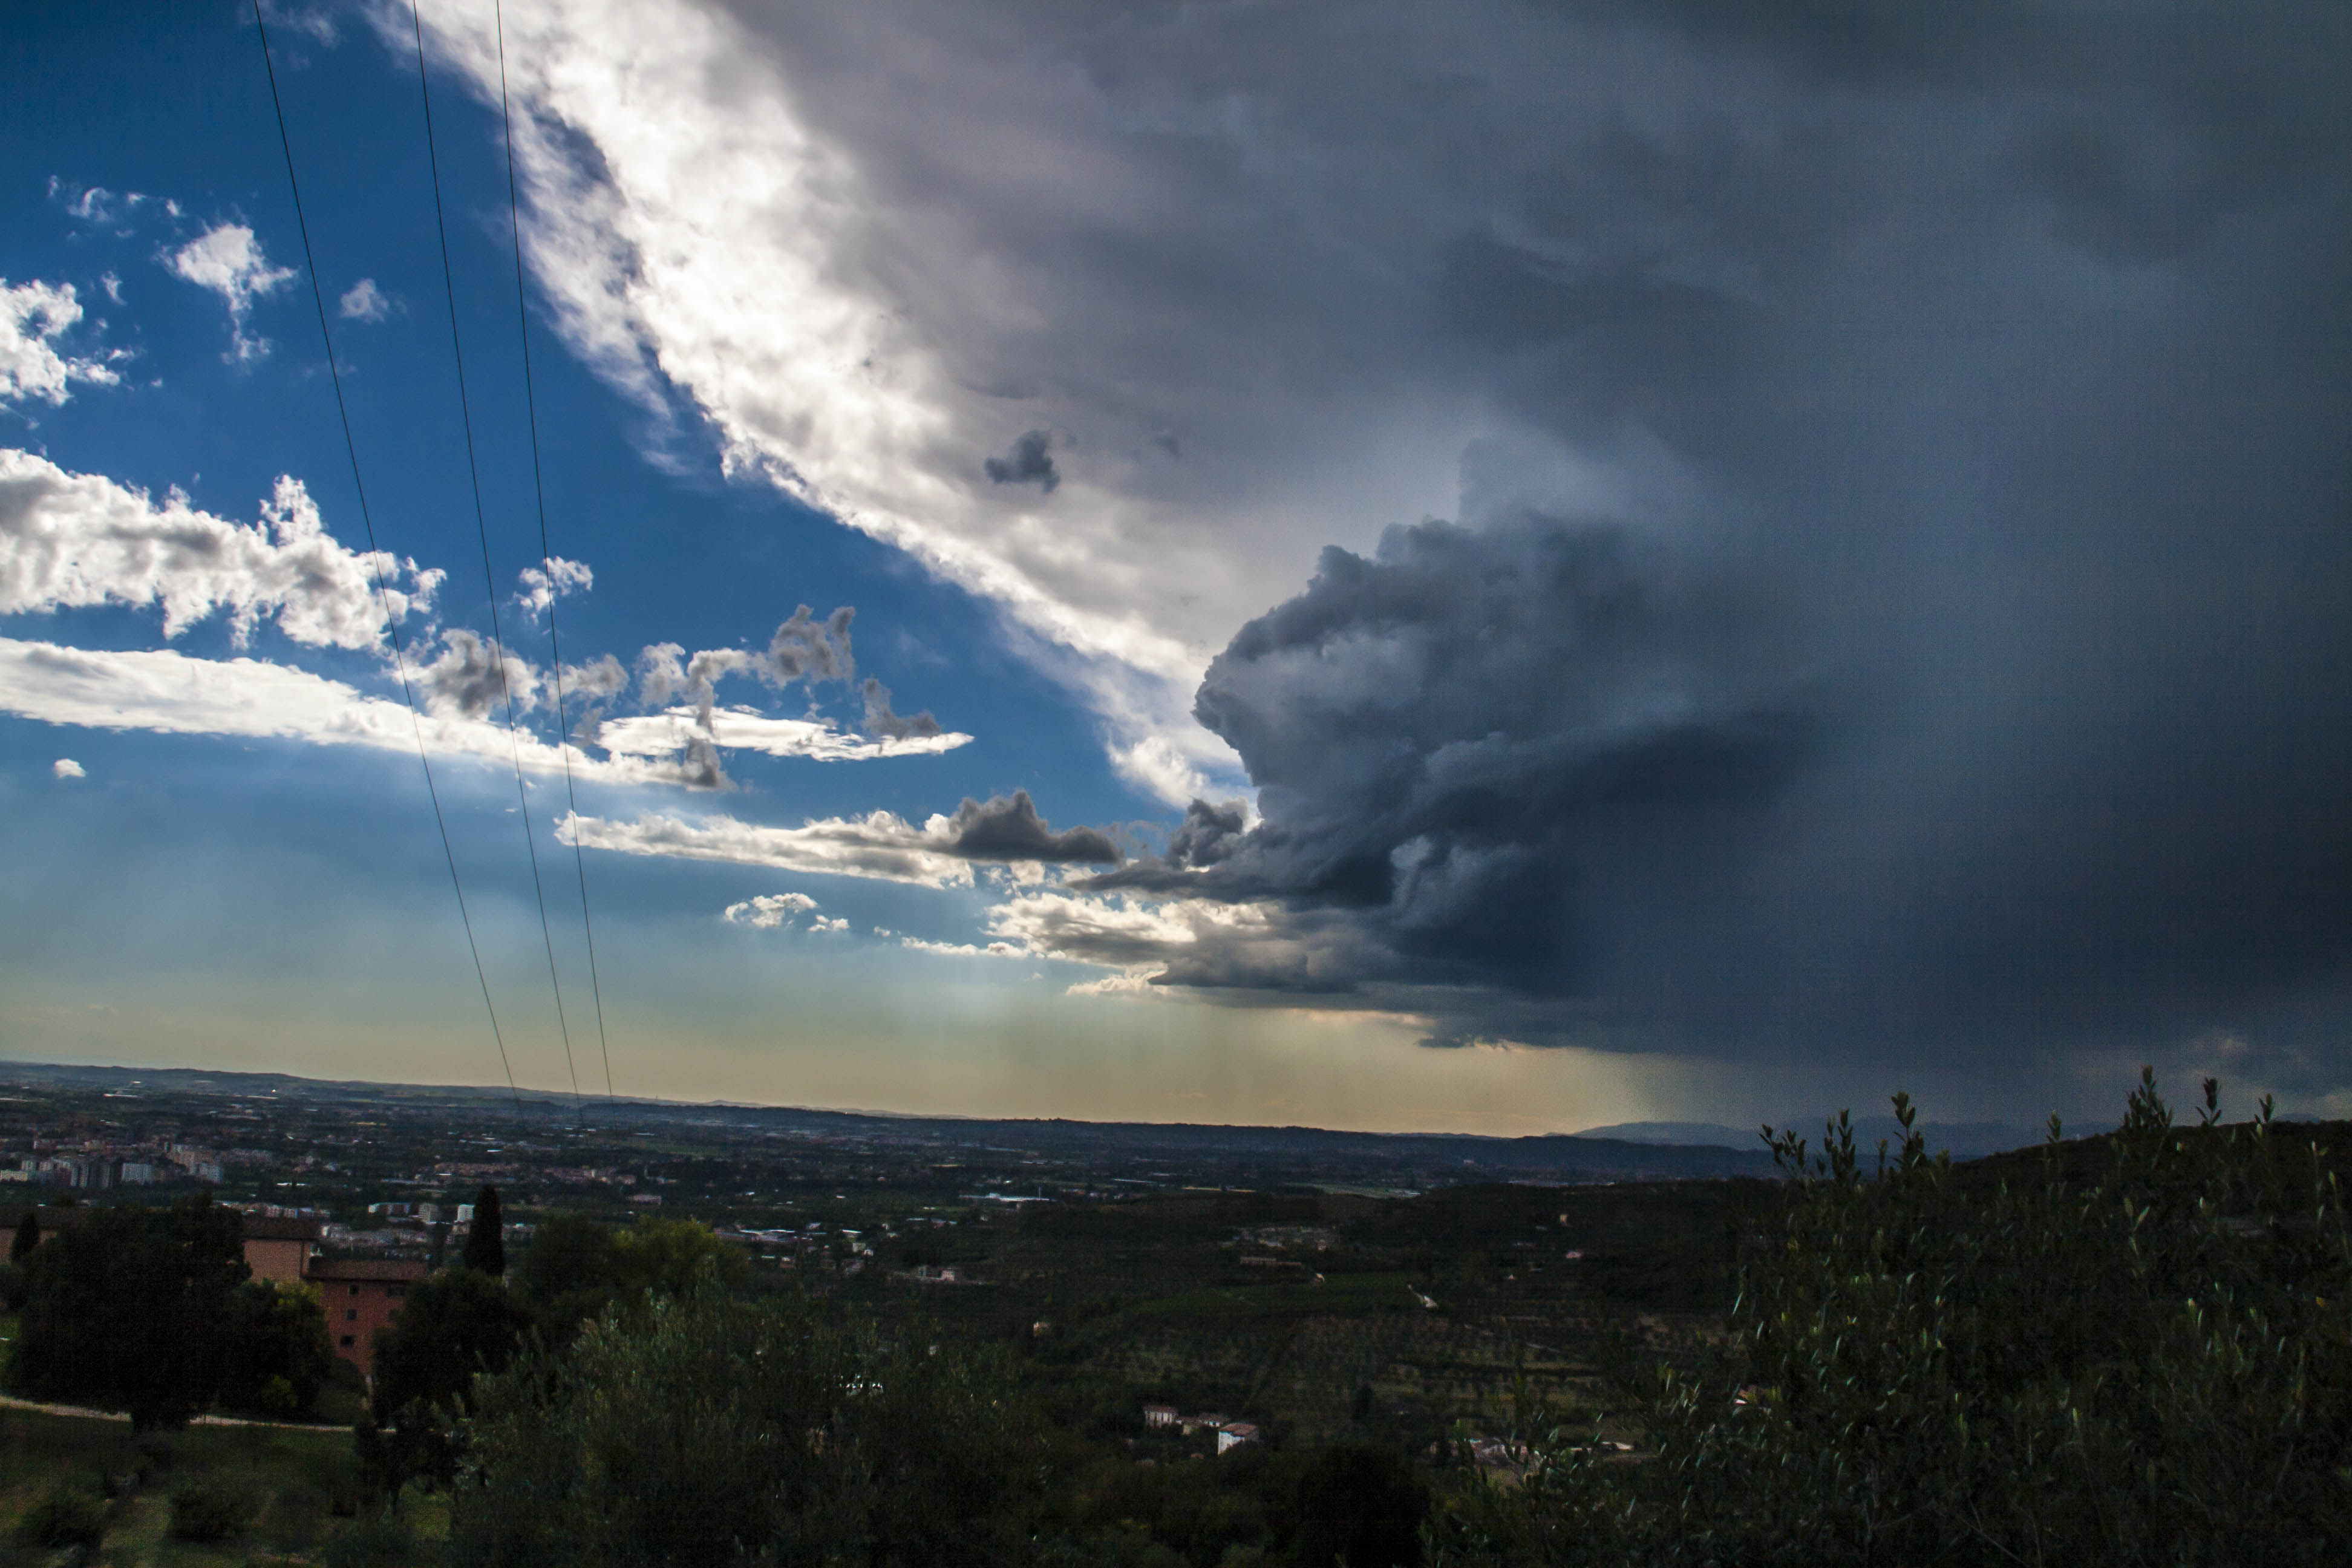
[0,1392,353,1432]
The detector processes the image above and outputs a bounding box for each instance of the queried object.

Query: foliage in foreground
[446,1284,1038,1568]
[1435,1075,2352,1567]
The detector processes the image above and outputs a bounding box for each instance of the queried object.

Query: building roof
[306,1256,430,1282]
[243,1215,323,1241]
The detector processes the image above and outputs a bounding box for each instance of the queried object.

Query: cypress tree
[463,1184,505,1276]
[10,1211,39,1263]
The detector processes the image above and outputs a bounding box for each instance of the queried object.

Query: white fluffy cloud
[0,635,667,783]
[51,757,85,779]
[337,277,390,322]
[597,705,970,764]
[514,555,590,618]
[0,451,962,790]
[723,890,819,928]
[0,449,437,649]
[558,809,978,888]
[1,281,121,405]
[164,223,293,361]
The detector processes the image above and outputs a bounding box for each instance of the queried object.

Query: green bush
[168,1479,254,1543]
[15,1486,104,1549]
[1434,1074,2351,1567]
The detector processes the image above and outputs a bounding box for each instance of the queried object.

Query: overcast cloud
[10,2,2341,1115]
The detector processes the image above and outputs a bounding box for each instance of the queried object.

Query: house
[1143,1403,1179,1429]
[242,1215,322,1285]
[1217,1422,1260,1454]
[308,1256,429,1373]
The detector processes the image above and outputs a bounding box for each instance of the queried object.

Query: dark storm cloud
[1088,514,1831,990]
[982,430,1057,493]
[1062,1,2352,1074]
[718,0,2352,1086]
[1163,799,1247,870]
[943,790,1120,864]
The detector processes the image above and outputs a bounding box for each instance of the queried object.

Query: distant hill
[1580,1117,2048,1160]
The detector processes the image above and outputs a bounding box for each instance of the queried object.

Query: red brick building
[241,1215,322,1284]
[308,1256,428,1373]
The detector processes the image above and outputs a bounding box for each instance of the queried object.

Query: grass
[0,1410,443,1568]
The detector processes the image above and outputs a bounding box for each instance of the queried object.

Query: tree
[369,1266,535,1489]
[447,1285,1039,1568]
[607,1215,750,1299]
[6,1196,249,1430]
[512,1210,614,1346]
[219,1279,335,1417]
[513,1213,749,1351]
[462,1185,505,1276]
[10,1211,39,1262]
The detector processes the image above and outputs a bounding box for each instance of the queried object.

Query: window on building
[346,1308,358,1322]
[340,1334,355,1348]
[348,1284,360,1296]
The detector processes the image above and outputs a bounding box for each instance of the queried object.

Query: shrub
[1433,1075,2352,1567]
[322,1509,417,1568]
[447,1284,1039,1568]
[168,1480,253,1543]
[15,1488,103,1549]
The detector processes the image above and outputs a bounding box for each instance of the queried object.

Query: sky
[3,0,2348,1135]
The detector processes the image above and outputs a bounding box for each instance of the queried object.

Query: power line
[494,0,615,1106]
[249,0,522,1119]
[407,0,584,1117]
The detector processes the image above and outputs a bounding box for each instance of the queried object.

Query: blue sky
[5,1,2349,1132]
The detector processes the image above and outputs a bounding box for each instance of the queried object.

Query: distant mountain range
[0,1060,1776,1184]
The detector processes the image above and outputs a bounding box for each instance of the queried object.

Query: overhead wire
[406,0,585,1119]
[492,0,616,1107]
[248,0,523,1119]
